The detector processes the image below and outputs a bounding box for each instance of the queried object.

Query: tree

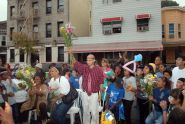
[161,1,179,8]
[12,32,35,64]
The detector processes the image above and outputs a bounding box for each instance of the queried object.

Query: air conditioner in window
[104,30,112,35]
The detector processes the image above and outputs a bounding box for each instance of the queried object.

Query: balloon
[134,54,143,62]
[122,60,136,74]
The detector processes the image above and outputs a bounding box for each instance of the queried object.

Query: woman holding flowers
[145,77,171,124]
[21,73,48,123]
[136,65,150,124]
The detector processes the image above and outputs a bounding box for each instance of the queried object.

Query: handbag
[62,85,78,104]
[58,76,78,104]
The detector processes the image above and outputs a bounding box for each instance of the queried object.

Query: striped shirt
[74,61,104,93]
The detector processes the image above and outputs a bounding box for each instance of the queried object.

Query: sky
[0,0,185,21]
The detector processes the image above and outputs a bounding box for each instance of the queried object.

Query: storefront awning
[71,40,163,53]
[163,40,185,47]
[101,17,123,23]
[136,14,151,20]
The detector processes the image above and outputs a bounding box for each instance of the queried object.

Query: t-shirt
[123,76,137,101]
[48,76,70,96]
[15,90,28,103]
[172,67,185,89]
[69,76,80,89]
[107,83,125,107]
[156,72,164,78]
[153,88,170,112]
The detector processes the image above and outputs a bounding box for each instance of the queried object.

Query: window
[1,41,6,46]
[169,23,174,38]
[10,27,14,40]
[32,2,39,9]
[10,6,15,17]
[33,25,38,40]
[58,0,64,12]
[112,21,122,33]
[137,19,149,32]
[102,21,122,35]
[162,25,165,38]
[58,46,64,62]
[57,21,63,37]
[46,0,52,14]
[10,49,15,62]
[178,24,181,38]
[19,49,25,62]
[113,0,121,3]
[33,25,38,32]
[46,47,52,62]
[2,36,6,41]
[46,23,52,38]
[102,22,112,35]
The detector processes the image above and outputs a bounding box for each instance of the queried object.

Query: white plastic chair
[28,109,37,123]
[67,89,83,124]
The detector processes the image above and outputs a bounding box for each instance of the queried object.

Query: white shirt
[172,67,185,89]
[2,79,17,105]
[15,90,28,103]
[49,76,70,96]
[123,76,137,101]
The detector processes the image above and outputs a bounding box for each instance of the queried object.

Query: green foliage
[12,32,35,63]
[161,1,179,8]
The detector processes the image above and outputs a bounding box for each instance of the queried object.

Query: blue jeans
[11,104,19,123]
[51,102,73,124]
[145,110,163,124]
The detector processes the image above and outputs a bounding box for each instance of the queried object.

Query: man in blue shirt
[69,70,80,89]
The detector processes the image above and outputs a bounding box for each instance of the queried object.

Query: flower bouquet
[143,74,157,97]
[15,65,36,88]
[60,23,75,65]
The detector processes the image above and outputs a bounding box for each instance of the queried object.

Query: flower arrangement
[60,23,75,65]
[143,74,157,97]
[16,65,36,88]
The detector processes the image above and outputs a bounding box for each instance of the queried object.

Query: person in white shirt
[123,69,137,124]
[172,57,185,89]
[1,71,18,123]
[48,65,72,124]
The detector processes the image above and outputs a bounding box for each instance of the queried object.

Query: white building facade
[73,0,163,61]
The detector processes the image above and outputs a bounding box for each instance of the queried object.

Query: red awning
[101,17,123,23]
[70,40,163,53]
[136,14,151,20]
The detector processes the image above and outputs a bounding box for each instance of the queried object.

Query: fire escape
[16,0,40,43]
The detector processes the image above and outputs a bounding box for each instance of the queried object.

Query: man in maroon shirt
[73,54,104,124]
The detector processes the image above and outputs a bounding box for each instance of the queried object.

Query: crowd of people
[0,53,185,124]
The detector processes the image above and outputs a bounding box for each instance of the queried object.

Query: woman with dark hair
[21,73,48,123]
[145,77,171,124]
[160,88,184,124]
[168,107,185,124]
